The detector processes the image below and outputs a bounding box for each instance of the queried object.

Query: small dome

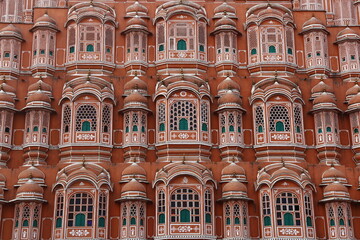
[223,178,247,193]
[303,16,323,28]
[348,92,360,105]
[0,90,15,104]
[222,162,245,176]
[346,83,360,97]
[311,81,334,94]
[17,179,43,195]
[214,2,236,15]
[0,24,22,36]
[73,80,102,92]
[126,1,148,15]
[313,92,336,105]
[18,166,44,180]
[124,90,147,105]
[26,90,51,104]
[0,82,16,94]
[215,15,236,28]
[217,76,240,92]
[124,76,148,92]
[322,167,346,179]
[337,27,360,41]
[324,181,349,196]
[35,13,57,25]
[218,90,242,105]
[122,163,146,176]
[28,79,52,92]
[121,178,146,193]
[126,16,147,28]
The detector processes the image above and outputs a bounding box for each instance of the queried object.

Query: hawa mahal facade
[0,0,359,239]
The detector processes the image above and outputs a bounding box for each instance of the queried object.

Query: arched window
[170,101,197,131]
[98,193,107,227]
[275,192,301,226]
[75,214,86,226]
[251,48,257,55]
[275,121,284,131]
[179,118,188,130]
[269,45,276,53]
[180,209,190,222]
[225,204,231,225]
[130,204,137,225]
[204,190,212,223]
[262,194,271,226]
[177,40,187,50]
[122,205,127,226]
[255,106,264,133]
[201,102,209,132]
[102,105,111,133]
[63,105,71,133]
[55,193,64,228]
[68,193,93,227]
[33,126,39,132]
[304,194,313,227]
[81,121,91,131]
[234,204,240,225]
[170,188,200,223]
[159,123,165,132]
[269,105,290,132]
[76,105,97,132]
[158,190,165,224]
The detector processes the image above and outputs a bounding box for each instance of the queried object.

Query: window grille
[170,188,200,223]
[67,193,94,227]
[275,192,301,226]
[204,190,212,223]
[158,190,165,223]
[130,204,137,225]
[294,106,303,133]
[75,105,97,132]
[55,194,64,228]
[304,194,313,227]
[225,204,231,225]
[22,205,30,227]
[170,101,197,130]
[234,204,240,224]
[269,105,290,132]
[102,105,111,133]
[255,106,264,133]
[122,205,127,226]
[262,194,271,226]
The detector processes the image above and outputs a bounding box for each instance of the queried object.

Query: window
[86,44,94,52]
[79,25,101,53]
[287,48,293,55]
[269,45,276,53]
[294,106,303,134]
[170,188,200,223]
[55,194,64,228]
[204,190,212,224]
[81,121,91,131]
[130,204,137,225]
[201,102,209,132]
[122,205,127,226]
[158,103,166,132]
[98,193,107,227]
[169,22,194,51]
[304,194,313,227]
[170,101,197,131]
[255,106,264,133]
[251,48,257,55]
[177,40,187,50]
[67,193,93,227]
[63,105,71,133]
[275,192,301,226]
[75,105,97,132]
[234,204,240,225]
[158,190,165,223]
[159,45,164,51]
[269,105,290,132]
[102,105,111,133]
[262,194,271,226]
[225,204,231,225]
[69,47,75,53]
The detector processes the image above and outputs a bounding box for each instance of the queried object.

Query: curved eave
[310,106,342,114]
[30,25,59,33]
[210,27,241,36]
[0,106,18,112]
[9,198,47,203]
[121,27,151,35]
[299,27,329,35]
[115,196,151,202]
[215,105,246,113]
[119,106,151,113]
[21,106,55,112]
[217,196,253,202]
[319,197,352,203]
